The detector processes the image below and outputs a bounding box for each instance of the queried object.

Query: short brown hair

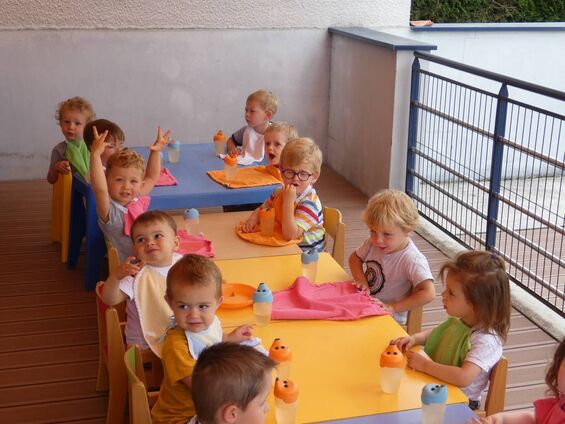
[363,190,419,231]
[247,89,278,115]
[130,210,177,241]
[84,119,125,151]
[56,96,96,123]
[440,251,511,341]
[166,254,222,300]
[106,148,145,174]
[545,337,565,398]
[280,137,323,174]
[192,342,277,424]
[265,121,298,143]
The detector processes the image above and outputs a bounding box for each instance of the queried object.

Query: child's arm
[386,279,435,314]
[181,375,192,390]
[101,256,143,306]
[223,323,253,343]
[140,127,170,196]
[47,160,71,184]
[280,185,302,240]
[349,251,369,288]
[241,194,274,233]
[391,328,433,351]
[407,353,482,387]
[226,136,238,156]
[89,128,111,222]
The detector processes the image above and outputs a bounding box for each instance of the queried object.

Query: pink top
[124,196,151,236]
[534,397,565,424]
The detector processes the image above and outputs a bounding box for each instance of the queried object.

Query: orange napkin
[207,165,283,189]
[236,221,302,246]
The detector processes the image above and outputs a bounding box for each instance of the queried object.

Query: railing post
[486,83,508,251]
[405,57,421,196]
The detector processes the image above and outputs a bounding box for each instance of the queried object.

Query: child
[47,96,96,183]
[151,254,255,424]
[100,210,181,350]
[241,137,325,252]
[83,119,125,167]
[264,121,298,166]
[90,126,168,262]
[392,250,511,410]
[189,342,277,424]
[349,190,435,324]
[468,337,565,424]
[226,89,278,164]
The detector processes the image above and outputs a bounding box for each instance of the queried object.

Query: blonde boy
[151,254,254,424]
[189,342,277,424]
[263,121,298,166]
[349,190,435,324]
[90,126,168,262]
[226,90,278,164]
[242,137,325,252]
[47,96,96,183]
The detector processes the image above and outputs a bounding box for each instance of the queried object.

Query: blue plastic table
[67,143,280,290]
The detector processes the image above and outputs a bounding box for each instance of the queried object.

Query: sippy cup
[269,338,292,380]
[213,130,226,155]
[252,282,273,326]
[259,208,275,237]
[301,249,319,282]
[183,208,200,235]
[168,140,181,163]
[224,154,238,181]
[379,344,406,394]
[274,377,298,424]
[421,384,447,424]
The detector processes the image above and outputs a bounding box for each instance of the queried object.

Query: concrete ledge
[329,27,437,51]
[411,22,565,32]
[415,218,565,341]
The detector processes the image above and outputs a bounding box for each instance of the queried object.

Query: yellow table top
[173,211,301,260]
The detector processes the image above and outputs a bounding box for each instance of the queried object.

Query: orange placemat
[207,165,283,189]
[236,221,302,246]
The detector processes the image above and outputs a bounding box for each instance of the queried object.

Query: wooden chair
[50,172,72,262]
[323,207,346,267]
[124,345,159,424]
[107,242,120,276]
[476,356,508,417]
[405,305,423,335]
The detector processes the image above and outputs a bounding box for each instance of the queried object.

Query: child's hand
[150,126,171,152]
[55,160,71,174]
[406,350,430,372]
[226,324,253,343]
[241,214,259,233]
[227,139,238,156]
[91,126,109,157]
[114,256,144,280]
[390,336,415,352]
[282,184,297,205]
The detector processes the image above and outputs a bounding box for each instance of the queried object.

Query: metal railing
[406,51,565,317]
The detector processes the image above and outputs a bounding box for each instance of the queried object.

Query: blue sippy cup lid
[171,140,181,149]
[184,208,199,220]
[301,249,319,264]
[253,282,273,303]
[421,384,447,405]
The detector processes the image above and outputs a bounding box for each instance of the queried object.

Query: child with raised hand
[189,342,277,424]
[47,96,95,183]
[468,337,565,424]
[392,250,511,411]
[151,254,255,424]
[100,210,181,350]
[241,137,325,252]
[90,125,168,262]
[226,89,277,164]
[263,121,298,166]
[349,189,435,324]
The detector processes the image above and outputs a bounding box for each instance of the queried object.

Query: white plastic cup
[168,140,180,163]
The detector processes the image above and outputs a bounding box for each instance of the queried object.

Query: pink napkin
[155,168,178,186]
[272,277,388,320]
[177,230,215,257]
[124,196,151,236]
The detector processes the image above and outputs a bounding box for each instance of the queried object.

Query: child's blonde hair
[130,210,177,241]
[363,190,419,231]
[55,96,96,123]
[247,89,278,115]
[440,251,511,341]
[280,137,322,174]
[265,121,298,142]
[106,149,145,174]
[166,254,222,300]
[545,337,565,398]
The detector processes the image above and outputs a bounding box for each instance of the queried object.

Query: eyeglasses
[280,168,314,181]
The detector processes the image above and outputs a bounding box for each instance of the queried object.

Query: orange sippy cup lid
[259,208,275,219]
[380,344,406,368]
[274,378,298,403]
[224,154,237,166]
[214,130,225,142]
[269,338,292,363]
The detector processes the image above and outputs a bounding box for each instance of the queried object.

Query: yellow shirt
[151,328,196,424]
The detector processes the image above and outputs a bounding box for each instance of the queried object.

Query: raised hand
[91,126,109,157]
[114,256,144,280]
[150,126,171,152]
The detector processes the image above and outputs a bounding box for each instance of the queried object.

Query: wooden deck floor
[0,167,558,423]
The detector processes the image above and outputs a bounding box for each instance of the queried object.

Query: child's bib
[64,139,90,179]
[424,317,472,367]
[184,316,223,359]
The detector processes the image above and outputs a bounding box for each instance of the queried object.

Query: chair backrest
[323,207,346,267]
[107,242,120,277]
[482,356,508,416]
[124,345,154,424]
[405,305,423,335]
[50,172,72,262]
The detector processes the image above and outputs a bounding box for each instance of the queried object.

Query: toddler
[189,342,277,424]
[151,254,254,424]
[100,210,181,350]
[226,89,278,164]
[47,96,95,183]
[469,337,565,424]
[264,121,298,167]
[90,126,168,261]
[349,189,435,324]
[242,137,325,252]
[392,250,511,410]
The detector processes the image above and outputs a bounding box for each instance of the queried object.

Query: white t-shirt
[355,238,433,324]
